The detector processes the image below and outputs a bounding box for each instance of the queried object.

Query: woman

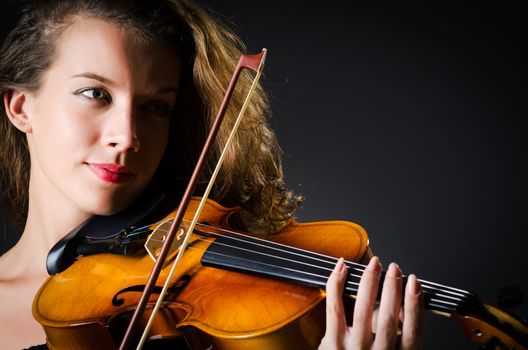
[0,0,423,348]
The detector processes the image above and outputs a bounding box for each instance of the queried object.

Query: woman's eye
[144,101,172,117]
[75,88,110,102]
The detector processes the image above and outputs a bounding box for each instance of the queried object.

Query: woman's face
[23,16,180,216]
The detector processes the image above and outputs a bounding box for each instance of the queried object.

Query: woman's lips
[87,163,134,184]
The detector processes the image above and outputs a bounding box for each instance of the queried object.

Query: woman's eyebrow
[155,87,178,95]
[71,72,115,86]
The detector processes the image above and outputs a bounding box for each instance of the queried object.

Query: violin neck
[200,235,484,319]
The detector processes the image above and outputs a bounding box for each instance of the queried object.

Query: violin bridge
[144,220,187,267]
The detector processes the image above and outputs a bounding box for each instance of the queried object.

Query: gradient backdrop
[1,1,525,349]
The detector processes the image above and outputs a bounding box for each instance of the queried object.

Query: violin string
[209,231,483,312]
[158,221,470,293]
[181,244,460,314]
[133,214,480,314]
[187,222,479,301]
[153,220,472,297]
[197,239,470,310]
[126,205,480,307]
[151,222,478,313]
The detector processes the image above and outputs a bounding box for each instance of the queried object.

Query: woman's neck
[1,187,92,281]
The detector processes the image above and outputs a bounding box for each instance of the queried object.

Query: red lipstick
[87,163,134,183]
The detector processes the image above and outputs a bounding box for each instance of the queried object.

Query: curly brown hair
[0,0,301,232]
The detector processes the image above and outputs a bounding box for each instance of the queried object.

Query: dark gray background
[1,1,525,349]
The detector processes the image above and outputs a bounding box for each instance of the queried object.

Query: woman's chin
[78,183,148,217]
[81,195,136,217]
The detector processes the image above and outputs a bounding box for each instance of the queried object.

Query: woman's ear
[3,89,33,133]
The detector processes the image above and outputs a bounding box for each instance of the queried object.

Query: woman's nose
[103,104,140,153]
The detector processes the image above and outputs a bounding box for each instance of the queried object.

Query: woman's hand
[319,257,423,350]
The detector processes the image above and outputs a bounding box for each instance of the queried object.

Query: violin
[33,50,528,349]
[34,197,528,349]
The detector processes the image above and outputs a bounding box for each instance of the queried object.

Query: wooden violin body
[33,198,370,349]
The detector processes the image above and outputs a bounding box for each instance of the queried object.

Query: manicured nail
[407,274,421,295]
[369,256,382,272]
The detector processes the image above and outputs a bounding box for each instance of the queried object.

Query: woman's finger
[350,256,381,347]
[373,263,402,349]
[320,257,348,348]
[400,274,423,350]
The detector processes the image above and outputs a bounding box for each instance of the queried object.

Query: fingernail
[388,262,402,278]
[339,258,347,274]
[369,256,382,272]
[407,274,421,295]
[334,257,346,275]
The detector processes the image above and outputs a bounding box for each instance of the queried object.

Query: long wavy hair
[0,0,301,232]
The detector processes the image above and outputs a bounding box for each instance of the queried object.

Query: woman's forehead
[48,16,180,92]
